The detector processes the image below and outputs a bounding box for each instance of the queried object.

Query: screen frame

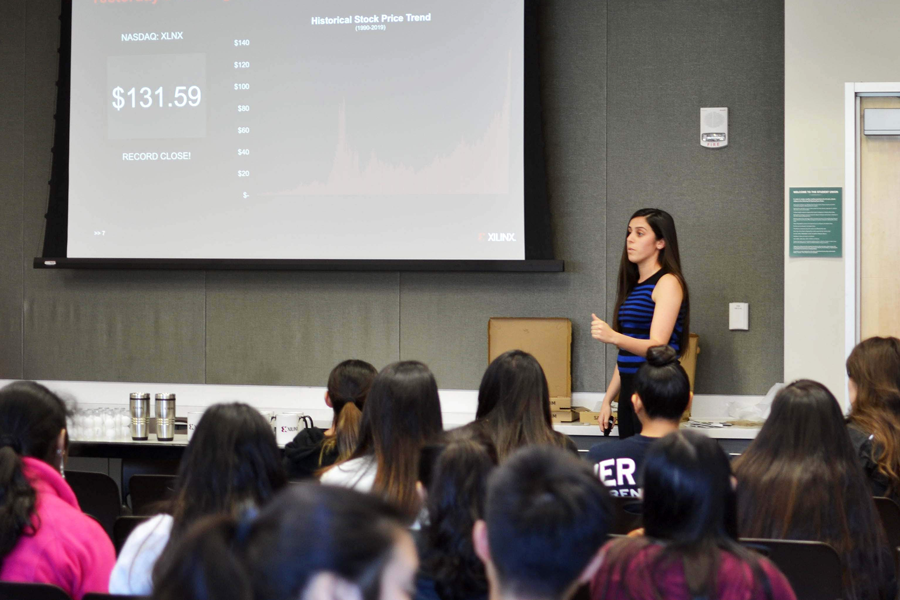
[37,0,563,273]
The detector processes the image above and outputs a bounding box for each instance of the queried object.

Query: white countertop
[6,378,764,443]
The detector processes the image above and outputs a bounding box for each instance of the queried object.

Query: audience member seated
[0,381,115,599]
[473,446,612,600]
[734,380,896,600]
[283,359,377,480]
[416,435,498,600]
[110,403,286,596]
[846,337,900,503]
[592,430,795,600]
[320,360,444,524]
[458,350,577,461]
[588,345,690,497]
[151,484,417,600]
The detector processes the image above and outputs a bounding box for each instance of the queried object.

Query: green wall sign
[789,187,842,257]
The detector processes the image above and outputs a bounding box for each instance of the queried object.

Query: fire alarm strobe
[701,107,728,148]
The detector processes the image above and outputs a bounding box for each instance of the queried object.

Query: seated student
[734,380,896,600]
[591,430,796,600]
[588,345,689,497]
[110,403,287,595]
[473,446,612,600]
[459,350,577,462]
[283,359,377,480]
[151,484,418,600]
[416,434,498,600]
[320,361,444,523]
[0,381,115,599]
[845,337,900,503]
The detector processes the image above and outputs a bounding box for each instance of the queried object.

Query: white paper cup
[276,412,302,446]
[187,411,205,441]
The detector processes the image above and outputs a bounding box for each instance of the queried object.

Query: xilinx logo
[478,233,517,242]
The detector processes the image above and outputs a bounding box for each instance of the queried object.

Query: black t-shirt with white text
[588,435,657,497]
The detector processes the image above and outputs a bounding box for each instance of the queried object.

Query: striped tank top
[616,269,685,375]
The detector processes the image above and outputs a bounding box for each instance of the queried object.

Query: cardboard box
[549,397,571,410]
[573,406,600,425]
[679,333,700,420]
[488,318,572,406]
[551,409,576,423]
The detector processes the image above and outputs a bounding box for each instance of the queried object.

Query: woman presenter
[592,208,690,439]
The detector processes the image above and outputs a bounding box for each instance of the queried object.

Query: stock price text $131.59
[111,86,202,111]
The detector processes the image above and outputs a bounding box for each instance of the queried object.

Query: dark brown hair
[320,359,377,464]
[0,382,69,563]
[846,336,900,498]
[612,208,690,356]
[166,403,287,542]
[420,436,497,600]
[474,350,571,461]
[598,430,775,600]
[734,380,896,600]
[346,361,444,520]
[152,485,408,600]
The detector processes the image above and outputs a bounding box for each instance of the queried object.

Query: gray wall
[0,0,784,395]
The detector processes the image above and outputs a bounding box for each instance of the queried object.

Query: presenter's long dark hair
[613,208,690,356]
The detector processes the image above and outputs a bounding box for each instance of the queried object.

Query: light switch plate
[729,302,749,330]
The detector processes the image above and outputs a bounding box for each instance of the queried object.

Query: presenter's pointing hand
[591,314,619,345]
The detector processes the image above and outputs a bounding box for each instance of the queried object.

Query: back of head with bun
[634,345,690,421]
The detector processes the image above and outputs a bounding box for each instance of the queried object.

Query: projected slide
[67,0,525,260]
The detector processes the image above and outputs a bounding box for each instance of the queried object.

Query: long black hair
[163,403,287,543]
[420,435,498,600]
[151,484,410,600]
[344,361,444,519]
[598,430,774,599]
[474,350,569,461]
[0,381,69,564]
[613,208,690,356]
[734,380,896,600]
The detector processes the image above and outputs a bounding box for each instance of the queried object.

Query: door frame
[843,82,900,362]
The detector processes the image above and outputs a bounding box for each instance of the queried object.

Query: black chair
[874,496,900,571]
[120,459,179,505]
[84,595,150,600]
[65,470,122,539]
[610,496,642,535]
[113,515,150,554]
[741,538,843,600]
[0,582,71,600]
[129,474,177,515]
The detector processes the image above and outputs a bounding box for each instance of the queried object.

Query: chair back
[610,496,643,535]
[741,538,843,600]
[874,496,900,571]
[0,582,71,600]
[120,459,179,504]
[129,474,177,515]
[113,515,151,554]
[65,470,122,538]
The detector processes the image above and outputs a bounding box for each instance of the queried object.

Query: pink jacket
[0,457,116,599]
